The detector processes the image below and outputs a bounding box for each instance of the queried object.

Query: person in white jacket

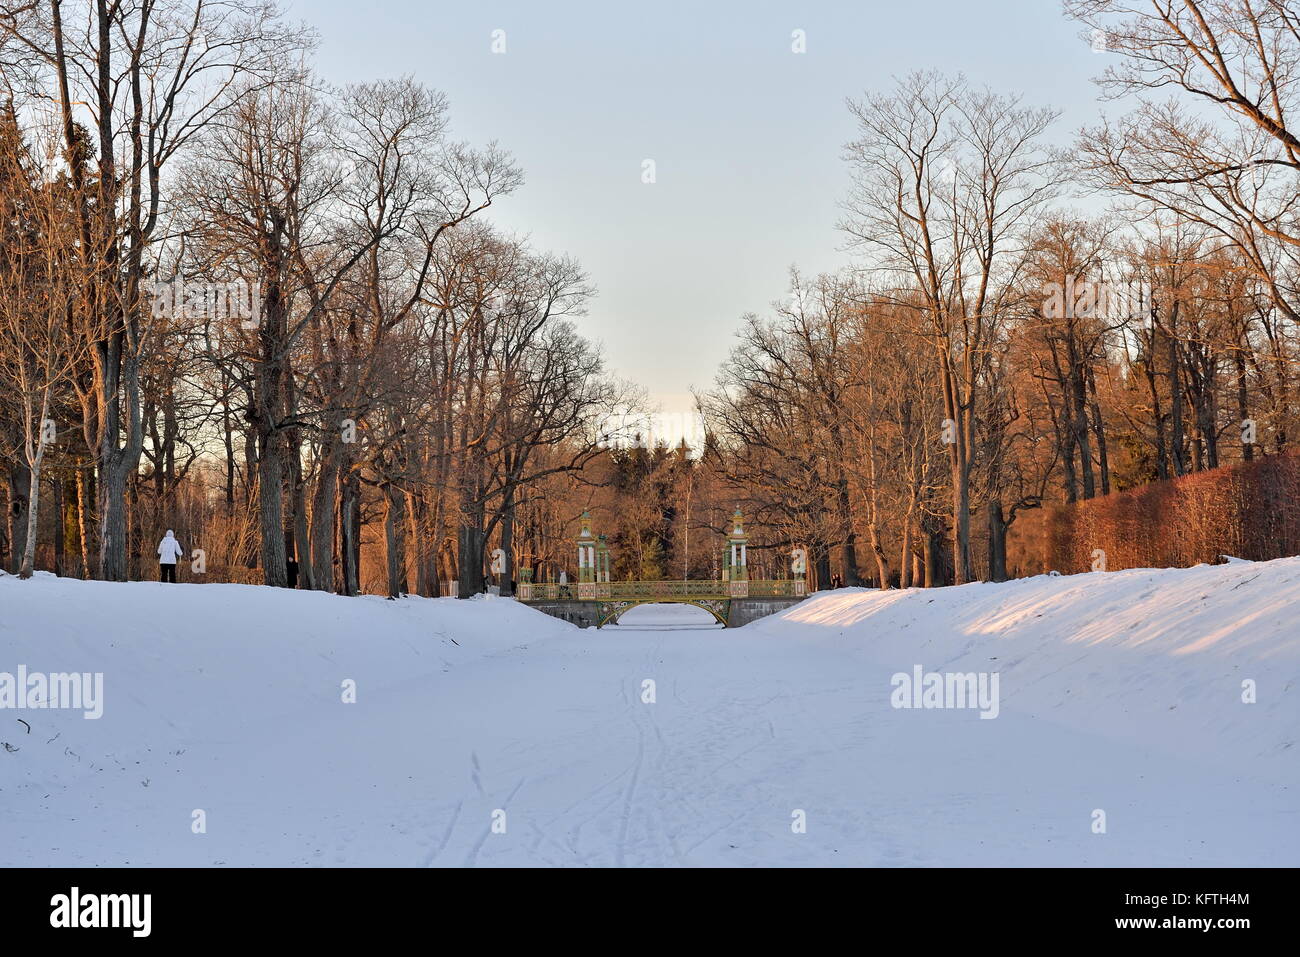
[157,529,185,583]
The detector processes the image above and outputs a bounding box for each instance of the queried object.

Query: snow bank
[1,559,1295,866]
[749,558,1300,774]
[0,574,575,796]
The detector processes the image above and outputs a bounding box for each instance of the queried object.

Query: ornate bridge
[517,509,809,628]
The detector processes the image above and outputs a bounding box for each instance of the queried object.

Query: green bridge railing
[517,579,807,602]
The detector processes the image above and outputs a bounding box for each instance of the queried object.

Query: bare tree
[0,108,86,576]
[841,72,1059,582]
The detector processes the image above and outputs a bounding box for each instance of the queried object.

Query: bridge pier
[725,597,805,628]
[525,600,603,629]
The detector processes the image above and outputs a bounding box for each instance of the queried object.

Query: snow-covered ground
[1,559,1296,867]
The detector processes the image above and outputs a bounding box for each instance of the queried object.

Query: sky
[299,0,1111,426]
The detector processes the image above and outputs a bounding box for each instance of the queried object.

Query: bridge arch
[599,598,729,628]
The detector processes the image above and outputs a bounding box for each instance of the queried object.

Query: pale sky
[301,0,1107,419]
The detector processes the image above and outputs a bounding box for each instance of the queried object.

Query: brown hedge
[1007,451,1300,575]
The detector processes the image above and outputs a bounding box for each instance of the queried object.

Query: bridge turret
[577,510,596,581]
[727,507,749,596]
[577,510,597,598]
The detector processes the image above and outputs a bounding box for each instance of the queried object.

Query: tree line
[700,1,1300,587]
[2,1,1298,593]
[0,0,622,594]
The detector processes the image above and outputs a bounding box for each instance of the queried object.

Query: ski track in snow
[1,565,1298,867]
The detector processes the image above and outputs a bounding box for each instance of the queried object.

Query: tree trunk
[457,524,486,598]
[340,468,360,595]
[898,506,913,589]
[406,490,433,597]
[222,389,237,508]
[1070,362,1095,499]
[1087,365,1111,495]
[1236,350,1253,463]
[309,448,339,591]
[1167,322,1187,476]
[868,522,891,589]
[242,428,259,568]
[76,468,92,578]
[97,459,130,582]
[814,546,832,591]
[53,475,65,576]
[7,463,30,575]
[498,488,516,597]
[836,475,862,586]
[921,513,946,588]
[953,467,972,584]
[1061,418,1079,504]
[940,355,973,584]
[1143,350,1170,481]
[383,483,407,599]
[257,434,287,587]
[19,455,43,579]
[287,435,308,589]
[986,499,1008,583]
[293,492,310,590]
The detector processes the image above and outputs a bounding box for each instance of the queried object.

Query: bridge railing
[517,578,806,602]
[518,582,562,601]
[746,579,807,598]
[607,580,729,600]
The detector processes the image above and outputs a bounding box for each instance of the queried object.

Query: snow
[0,558,1296,866]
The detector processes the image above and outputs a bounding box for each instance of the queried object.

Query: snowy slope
[752,560,1300,771]
[0,559,1296,867]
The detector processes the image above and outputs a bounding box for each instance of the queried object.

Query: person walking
[157,529,185,583]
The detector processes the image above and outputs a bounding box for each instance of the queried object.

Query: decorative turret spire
[577,510,596,584]
[727,507,749,588]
